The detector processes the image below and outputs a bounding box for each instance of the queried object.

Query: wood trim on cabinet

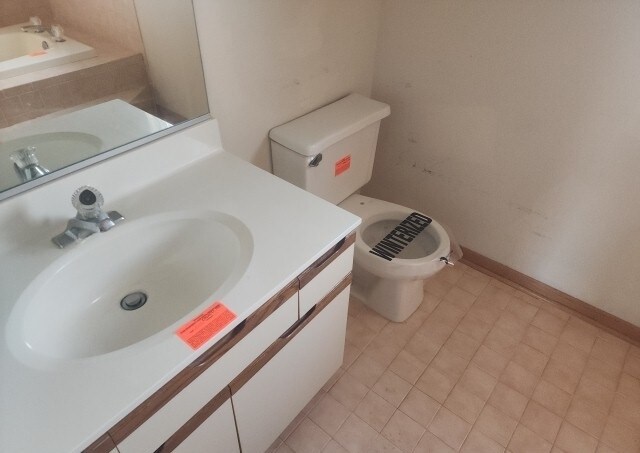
[229,273,352,395]
[82,433,117,453]
[108,278,299,444]
[298,232,355,289]
[152,387,232,453]
[460,246,640,344]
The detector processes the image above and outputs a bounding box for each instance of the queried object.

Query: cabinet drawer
[298,234,354,315]
[231,277,351,453]
[116,286,298,453]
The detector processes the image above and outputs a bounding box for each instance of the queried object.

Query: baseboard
[460,246,640,345]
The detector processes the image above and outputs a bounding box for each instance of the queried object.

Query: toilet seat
[339,194,450,280]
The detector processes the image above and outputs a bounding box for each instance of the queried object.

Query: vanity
[0,120,360,452]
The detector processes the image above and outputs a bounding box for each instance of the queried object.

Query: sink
[6,211,253,363]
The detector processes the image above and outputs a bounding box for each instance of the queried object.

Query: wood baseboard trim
[460,246,640,345]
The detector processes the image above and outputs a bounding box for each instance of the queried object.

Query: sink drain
[120,291,148,311]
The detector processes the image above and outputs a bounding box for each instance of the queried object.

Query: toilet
[270,94,452,322]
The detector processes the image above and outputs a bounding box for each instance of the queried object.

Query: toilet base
[351,261,425,322]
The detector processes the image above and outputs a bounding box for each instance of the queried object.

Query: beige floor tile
[468,302,503,325]
[373,370,412,407]
[477,284,513,309]
[542,358,582,395]
[624,352,640,379]
[475,404,518,447]
[444,385,485,423]
[419,318,455,346]
[531,309,567,337]
[617,372,640,401]
[354,390,395,432]
[565,397,608,438]
[342,342,361,369]
[600,416,640,453]
[347,354,387,388]
[574,378,615,414]
[369,433,403,453]
[431,347,470,381]
[458,363,497,400]
[414,431,456,453]
[590,337,629,368]
[267,438,284,452]
[322,440,348,453]
[329,372,369,411]
[554,422,598,453]
[512,343,549,377]
[389,349,428,384]
[582,357,622,391]
[457,313,493,342]
[357,306,389,333]
[404,332,441,365]
[286,418,331,453]
[520,400,562,443]
[473,345,510,379]
[531,380,572,417]
[276,442,296,453]
[456,270,490,296]
[522,325,558,356]
[323,368,345,392]
[560,318,598,354]
[484,327,520,358]
[302,390,327,415]
[504,297,539,323]
[334,414,378,453]
[281,412,307,440]
[593,443,617,453]
[460,428,504,453]
[438,264,466,285]
[443,286,477,312]
[363,336,403,368]
[494,312,528,341]
[551,341,588,374]
[381,410,425,452]
[345,316,377,351]
[609,392,640,429]
[415,365,457,403]
[424,276,453,298]
[488,382,529,420]
[428,407,472,451]
[500,361,539,398]
[308,393,351,436]
[507,424,552,453]
[398,387,440,428]
[444,330,481,360]
[428,303,467,331]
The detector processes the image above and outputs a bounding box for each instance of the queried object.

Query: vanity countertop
[0,120,360,453]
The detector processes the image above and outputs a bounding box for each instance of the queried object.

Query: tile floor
[269,263,640,453]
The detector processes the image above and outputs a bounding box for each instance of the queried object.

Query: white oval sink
[7,211,253,363]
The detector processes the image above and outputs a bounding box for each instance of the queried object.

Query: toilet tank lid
[269,93,390,157]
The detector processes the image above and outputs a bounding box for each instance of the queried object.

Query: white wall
[193,0,383,171]
[366,0,640,326]
[135,0,208,120]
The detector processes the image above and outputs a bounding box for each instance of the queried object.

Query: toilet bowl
[269,93,456,322]
[339,194,450,321]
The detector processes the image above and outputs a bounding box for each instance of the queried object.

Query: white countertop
[0,120,360,452]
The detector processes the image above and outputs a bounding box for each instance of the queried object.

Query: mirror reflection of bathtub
[0,23,97,80]
[0,0,209,201]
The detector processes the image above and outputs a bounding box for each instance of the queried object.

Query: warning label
[335,155,351,176]
[176,302,237,350]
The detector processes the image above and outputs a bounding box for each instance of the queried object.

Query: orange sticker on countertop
[176,302,236,350]
[335,155,351,176]
[28,50,47,57]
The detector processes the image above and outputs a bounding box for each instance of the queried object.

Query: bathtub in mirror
[0,0,209,200]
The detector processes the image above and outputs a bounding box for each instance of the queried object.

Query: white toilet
[270,94,452,322]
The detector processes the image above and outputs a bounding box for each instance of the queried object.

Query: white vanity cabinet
[83,233,355,453]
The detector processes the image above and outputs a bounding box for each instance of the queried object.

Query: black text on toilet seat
[369,212,432,261]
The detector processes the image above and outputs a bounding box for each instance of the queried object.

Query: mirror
[0,0,209,199]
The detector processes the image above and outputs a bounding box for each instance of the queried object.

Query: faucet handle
[72,186,104,219]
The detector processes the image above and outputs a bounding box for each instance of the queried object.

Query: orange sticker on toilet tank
[176,302,237,350]
[335,155,351,176]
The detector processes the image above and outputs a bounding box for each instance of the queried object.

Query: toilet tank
[270,94,390,204]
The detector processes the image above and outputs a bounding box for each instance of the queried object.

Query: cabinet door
[231,282,350,453]
[172,400,239,453]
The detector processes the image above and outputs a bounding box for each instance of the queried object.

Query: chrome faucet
[52,186,124,248]
[21,18,65,42]
[10,146,50,182]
